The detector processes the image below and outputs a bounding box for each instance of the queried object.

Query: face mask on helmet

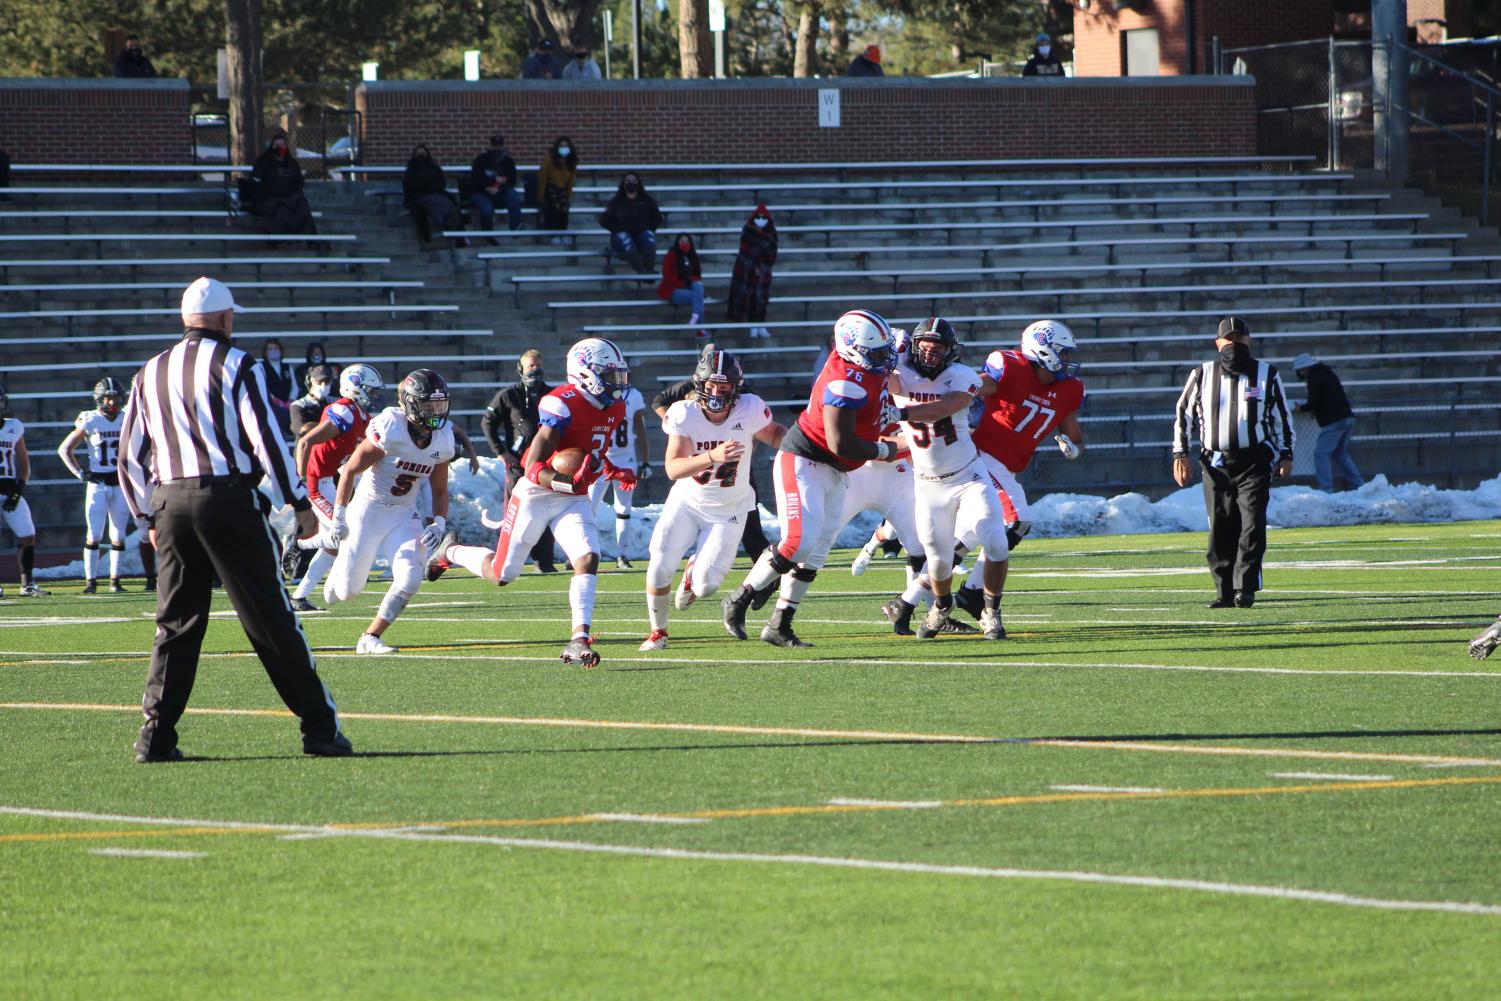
[911,338,951,377]
[698,378,737,415]
[407,396,450,430]
[1020,320,1081,380]
[833,309,896,374]
[97,394,123,417]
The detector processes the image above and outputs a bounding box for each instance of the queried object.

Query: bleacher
[4,154,1500,546]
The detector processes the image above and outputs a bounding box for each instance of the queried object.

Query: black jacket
[403,157,451,208]
[599,191,663,235]
[252,149,305,197]
[1301,363,1354,426]
[470,149,518,192]
[114,51,158,78]
[846,54,884,77]
[1023,49,1065,77]
[482,381,552,459]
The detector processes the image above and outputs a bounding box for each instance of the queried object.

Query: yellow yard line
[0,825,280,844]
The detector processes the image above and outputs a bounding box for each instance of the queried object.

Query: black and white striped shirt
[118,328,308,518]
[1173,359,1295,459]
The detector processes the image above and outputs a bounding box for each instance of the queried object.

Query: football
[549,448,589,476]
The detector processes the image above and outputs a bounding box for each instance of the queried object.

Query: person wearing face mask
[481,350,559,573]
[114,34,158,78]
[1023,33,1065,77]
[727,204,778,339]
[659,233,707,337]
[469,134,524,236]
[537,137,579,236]
[255,338,296,429]
[403,143,465,246]
[249,130,317,235]
[290,364,337,441]
[1172,317,1295,610]
[296,341,335,391]
[599,172,663,274]
[563,47,602,80]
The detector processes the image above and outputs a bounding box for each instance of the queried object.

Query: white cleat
[850,542,878,577]
[675,557,697,610]
[638,629,669,652]
[356,632,398,655]
[1470,618,1501,661]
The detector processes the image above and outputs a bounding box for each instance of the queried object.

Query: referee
[119,277,350,762]
[1171,317,1294,609]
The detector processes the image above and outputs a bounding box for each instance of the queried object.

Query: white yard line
[589,813,711,825]
[827,798,945,809]
[89,847,206,859]
[1271,772,1396,782]
[1049,785,1168,794]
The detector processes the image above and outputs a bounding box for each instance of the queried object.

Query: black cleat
[938,616,979,634]
[82,579,97,595]
[290,597,322,613]
[303,733,354,757]
[953,585,984,621]
[135,746,184,764]
[882,598,915,636]
[747,582,777,611]
[760,607,812,648]
[1469,619,1501,661]
[109,579,126,594]
[536,561,559,574]
[1206,596,1235,609]
[280,532,303,580]
[425,530,458,582]
[560,635,601,668]
[144,575,157,593]
[722,587,753,640]
[1234,591,1256,608]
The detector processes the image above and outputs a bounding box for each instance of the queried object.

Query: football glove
[320,505,349,549]
[1055,433,1081,460]
[602,458,636,491]
[421,515,445,554]
[2,492,19,513]
[637,464,653,482]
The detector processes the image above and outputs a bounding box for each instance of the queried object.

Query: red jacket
[657,249,701,301]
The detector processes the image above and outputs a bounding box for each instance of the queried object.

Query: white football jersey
[74,409,123,474]
[661,393,773,517]
[356,407,455,508]
[891,360,983,478]
[0,417,24,480]
[604,386,646,469]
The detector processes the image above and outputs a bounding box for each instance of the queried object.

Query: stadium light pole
[632,0,642,79]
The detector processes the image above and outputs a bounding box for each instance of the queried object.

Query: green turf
[3,520,1501,999]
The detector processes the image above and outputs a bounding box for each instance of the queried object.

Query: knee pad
[791,565,818,583]
[377,585,416,624]
[768,548,797,576]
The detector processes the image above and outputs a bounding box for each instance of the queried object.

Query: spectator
[537,137,579,238]
[1293,352,1365,493]
[481,349,558,573]
[248,130,317,234]
[403,143,465,246]
[295,341,333,390]
[1023,33,1065,77]
[469,134,523,236]
[290,363,336,441]
[659,233,707,337]
[599,171,663,274]
[563,47,603,80]
[114,35,158,78]
[847,44,884,77]
[522,39,564,79]
[255,337,296,430]
[727,203,777,339]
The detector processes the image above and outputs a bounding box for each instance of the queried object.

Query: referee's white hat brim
[181,276,246,318]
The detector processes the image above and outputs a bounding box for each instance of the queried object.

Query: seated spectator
[563,47,603,80]
[659,233,707,338]
[247,131,317,234]
[469,134,523,237]
[1023,33,1065,77]
[256,338,296,429]
[599,171,663,274]
[295,341,333,390]
[114,35,158,78]
[847,44,883,77]
[522,39,563,79]
[727,203,777,339]
[537,137,579,237]
[403,143,466,246]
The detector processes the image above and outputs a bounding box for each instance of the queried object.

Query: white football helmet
[1019,319,1079,380]
[338,363,385,412]
[566,337,630,406]
[832,308,896,374]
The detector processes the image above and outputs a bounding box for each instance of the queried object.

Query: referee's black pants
[136,479,340,758]
[1199,447,1273,599]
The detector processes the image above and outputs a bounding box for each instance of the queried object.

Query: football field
[4,520,1501,999]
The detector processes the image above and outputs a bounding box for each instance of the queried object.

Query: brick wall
[356,77,1256,170]
[0,79,191,165]
[1074,1,1333,77]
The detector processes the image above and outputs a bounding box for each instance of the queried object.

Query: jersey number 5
[1014,400,1056,440]
[391,473,418,496]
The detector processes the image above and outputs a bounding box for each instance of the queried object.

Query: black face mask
[521,370,545,389]
[1219,341,1252,374]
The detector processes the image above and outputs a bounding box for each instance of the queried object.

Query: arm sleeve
[1266,370,1296,460]
[235,356,307,509]
[117,370,153,520]
[1172,366,1203,457]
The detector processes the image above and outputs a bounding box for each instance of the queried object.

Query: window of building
[1123,28,1160,76]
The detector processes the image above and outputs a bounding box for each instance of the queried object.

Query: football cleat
[1469,618,1501,661]
[425,530,458,582]
[81,579,97,595]
[722,588,752,640]
[760,608,812,649]
[638,629,669,652]
[19,584,48,597]
[616,554,633,570]
[356,632,397,655]
[850,540,878,577]
[979,607,1007,641]
[675,557,697,610]
[280,532,302,580]
[938,617,978,635]
[109,579,125,594]
[882,597,915,636]
[915,602,951,640]
[290,597,323,613]
[953,585,984,621]
[144,576,157,593]
[561,635,601,668]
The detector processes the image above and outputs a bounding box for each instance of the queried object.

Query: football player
[322,370,453,655]
[57,378,156,593]
[286,363,385,611]
[429,337,636,667]
[0,390,46,597]
[639,347,783,651]
[884,317,1011,640]
[590,380,651,569]
[721,308,899,648]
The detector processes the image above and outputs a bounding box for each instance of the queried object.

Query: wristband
[875,441,894,461]
[895,407,912,424]
[548,476,575,494]
[526,460,547,485]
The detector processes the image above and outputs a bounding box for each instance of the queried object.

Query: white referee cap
[181,276,246,320]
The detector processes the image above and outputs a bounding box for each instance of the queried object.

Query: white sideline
[90,848,206,859]
[1272,772,1396,783]
[5,805,1498,917]
[1049,785,1168,794]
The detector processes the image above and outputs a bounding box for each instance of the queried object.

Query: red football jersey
[306,397,369,487]
[532,385,626,467]
[973,349,1086,473]
[786,352,890,472]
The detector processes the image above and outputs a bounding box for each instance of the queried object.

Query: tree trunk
[524,0,606,50]
[225,0,263,167]
[678,0,712,78]
[793,3,820,78]
[828,6,848,62]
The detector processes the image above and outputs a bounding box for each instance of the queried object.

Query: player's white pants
[324,498,424,624]
[491,481,598,584]
[307,477,338,530]
[1,497,35,538]
[84,481,131,545]
[916,459,1009,582]
[645,488,744,597]
[977,452,1031,527]
[589,472,637,549]
[772,451,847,571]
[837,458,918,550]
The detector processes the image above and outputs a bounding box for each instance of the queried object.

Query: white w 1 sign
[819,88,840,128]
